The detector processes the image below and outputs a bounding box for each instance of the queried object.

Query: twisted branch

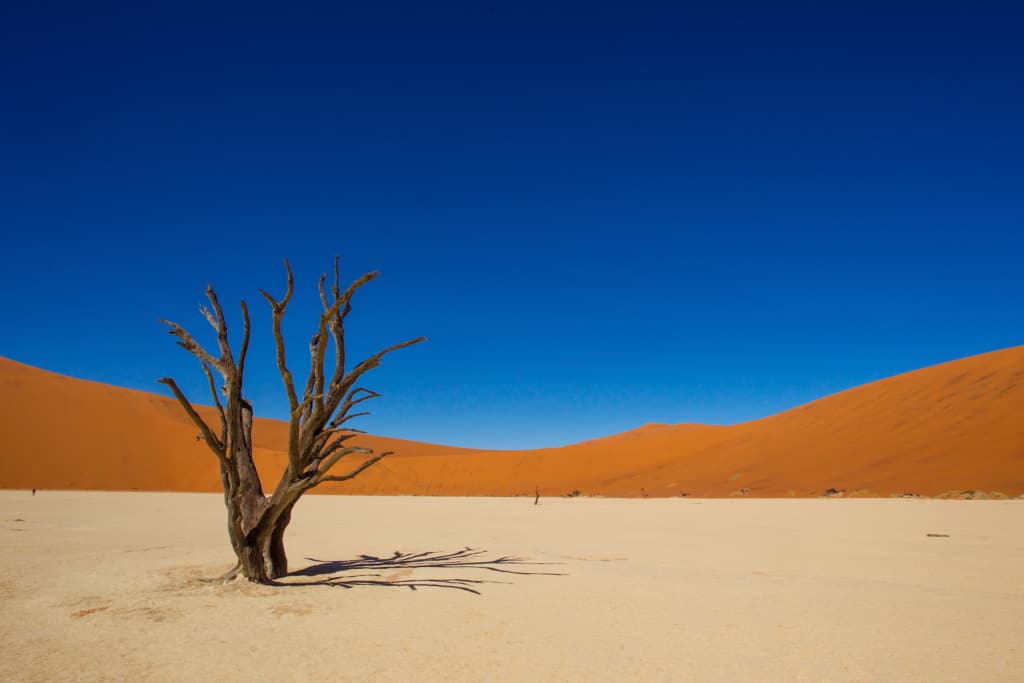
[161,319,221,370]
[157,376,225,460]
[237,301,251,376]
[259,258,298,412]
[200,362,227,445]
[317,451,391,484]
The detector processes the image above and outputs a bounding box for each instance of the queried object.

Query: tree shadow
[280,547,565,594]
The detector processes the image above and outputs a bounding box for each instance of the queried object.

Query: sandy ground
[1,492,1021,682]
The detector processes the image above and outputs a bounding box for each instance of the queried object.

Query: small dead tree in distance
[159,258,424,584]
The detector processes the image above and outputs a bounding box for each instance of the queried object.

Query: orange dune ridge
[1,346,1022,497]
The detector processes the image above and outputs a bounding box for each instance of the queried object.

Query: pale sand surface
[1,492,1022,682]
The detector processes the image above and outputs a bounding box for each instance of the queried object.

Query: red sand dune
[1,346,1022,497]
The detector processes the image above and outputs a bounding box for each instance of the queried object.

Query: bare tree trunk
[263,505,292,579]
[235,532,270,584]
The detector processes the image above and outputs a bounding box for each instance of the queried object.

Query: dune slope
[1,347,1022,496]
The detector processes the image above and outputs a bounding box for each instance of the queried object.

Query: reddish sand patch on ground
[1,346,1022,497]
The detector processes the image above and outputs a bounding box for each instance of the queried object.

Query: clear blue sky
[2,2,1022,449]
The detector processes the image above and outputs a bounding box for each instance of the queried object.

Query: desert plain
[1,491,1022,682]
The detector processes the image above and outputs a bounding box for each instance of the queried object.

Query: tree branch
[237,301,251,376]
[307,429,359,467]
[317,272,330,312]
[296,272,368,445]
[198,305,219,331]
[205,285,235,370]
[316,451,391,484]
[161,319,221,371]
[315,444,371,475]
[333,410,370,426]
[259,258,299,412]
[327,387,380,429]
[326,269,378,384]
[294,392,325,418]
[327,337,425,418]
[201,362,227,445]
[318,430,361,454]
[310,328,327,414]
[157,376,226,460]
[301,332,320,415]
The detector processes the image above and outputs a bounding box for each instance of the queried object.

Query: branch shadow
[279,547,565,594]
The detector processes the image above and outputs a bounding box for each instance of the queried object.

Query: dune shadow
[281,547,564,594]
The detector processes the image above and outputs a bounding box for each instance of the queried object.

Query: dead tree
[159,258,424,583]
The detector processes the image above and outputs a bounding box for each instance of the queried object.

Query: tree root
[199,563,242,584]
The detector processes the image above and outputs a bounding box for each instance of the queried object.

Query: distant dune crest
[1,346,1022,497]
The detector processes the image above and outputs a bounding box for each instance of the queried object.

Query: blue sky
[2,2,1022,449]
